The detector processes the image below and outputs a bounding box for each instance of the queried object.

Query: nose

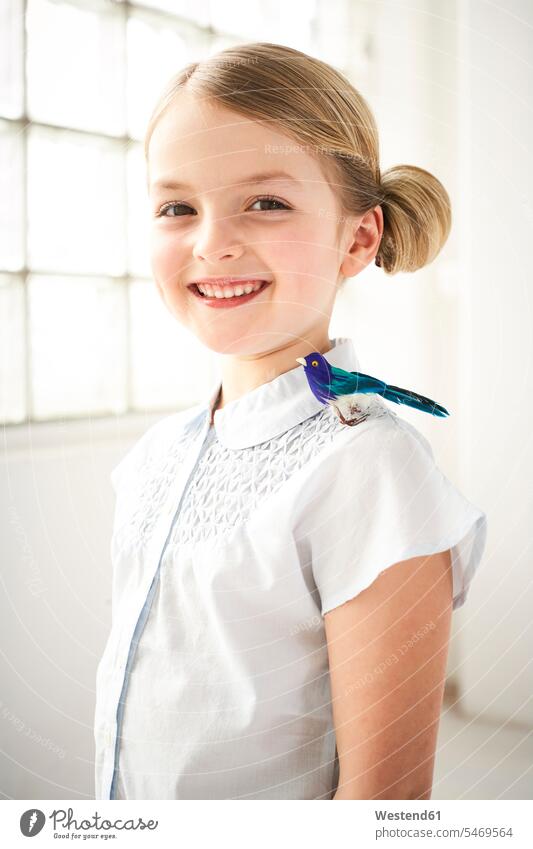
[192,213,245,263]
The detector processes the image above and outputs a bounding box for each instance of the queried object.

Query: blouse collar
[198,337,361,450]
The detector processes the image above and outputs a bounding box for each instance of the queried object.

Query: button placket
[106,413,213,799]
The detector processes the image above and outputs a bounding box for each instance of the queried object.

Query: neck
[214,333,334,413]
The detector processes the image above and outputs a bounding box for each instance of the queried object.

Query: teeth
[197,281,265,298]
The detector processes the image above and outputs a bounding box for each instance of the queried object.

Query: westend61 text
[375,809,441,820]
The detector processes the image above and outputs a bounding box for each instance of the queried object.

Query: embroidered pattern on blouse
[111,424,193,553]
[169,399,389,549]
[113,398,390,554]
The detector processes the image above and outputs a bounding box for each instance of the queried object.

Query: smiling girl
[94,42,487,801]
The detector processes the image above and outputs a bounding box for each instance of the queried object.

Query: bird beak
[295,357,306,366]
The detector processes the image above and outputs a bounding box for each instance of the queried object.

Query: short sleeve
[108,425,160,570]
[109,407,199,495]
[107,409,198,614]
[305,418,488,617]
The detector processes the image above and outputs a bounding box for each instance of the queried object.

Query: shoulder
[320,401,434,473]
[291,404,439,526]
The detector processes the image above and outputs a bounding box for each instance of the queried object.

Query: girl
[94,42,487,801]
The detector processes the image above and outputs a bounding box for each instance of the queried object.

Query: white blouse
[93,336,488,800]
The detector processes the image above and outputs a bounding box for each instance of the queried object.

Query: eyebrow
[151,171,305,193]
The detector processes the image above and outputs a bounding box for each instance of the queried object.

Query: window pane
[127,8,210,141]
[209,0,262,39]
[127,142,151,277]
[27,126,127,275]
[0,0,24,119]
[130,279,214,410]
[209,0,317,41]
[0,119,24,271]
[314,0,371,82]
[0,274,26,422]
[26,0,126,136]
[129,0,209,27]
[28,274,128,419]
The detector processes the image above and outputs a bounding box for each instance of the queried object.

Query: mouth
[187,280,272,308]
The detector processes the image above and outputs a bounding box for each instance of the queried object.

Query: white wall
[456,0,533,727]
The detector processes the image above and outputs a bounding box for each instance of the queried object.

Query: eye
[156,202,196,218]
[311,360,318,367]
[247,195,290,212]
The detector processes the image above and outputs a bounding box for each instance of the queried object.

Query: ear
[339,205,384,279]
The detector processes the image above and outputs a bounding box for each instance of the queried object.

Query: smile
[188,280,272,308]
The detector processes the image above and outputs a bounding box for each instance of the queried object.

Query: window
[1,0,367,424]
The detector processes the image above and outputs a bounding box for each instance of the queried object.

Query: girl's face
[147,91,356,356]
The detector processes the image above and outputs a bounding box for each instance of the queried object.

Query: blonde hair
[144,42,451,276]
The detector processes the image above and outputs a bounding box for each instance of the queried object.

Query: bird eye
[311,360,318,367]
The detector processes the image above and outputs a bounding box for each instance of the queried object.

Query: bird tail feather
[381,383,449,417]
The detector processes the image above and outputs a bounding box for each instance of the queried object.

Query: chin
[196,328,284,358]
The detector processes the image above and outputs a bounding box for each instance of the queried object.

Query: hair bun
[375,165,451,274]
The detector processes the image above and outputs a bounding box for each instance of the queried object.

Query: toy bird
[295,352,449,426]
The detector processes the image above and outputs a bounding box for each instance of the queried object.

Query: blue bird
[295,352,449,426]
